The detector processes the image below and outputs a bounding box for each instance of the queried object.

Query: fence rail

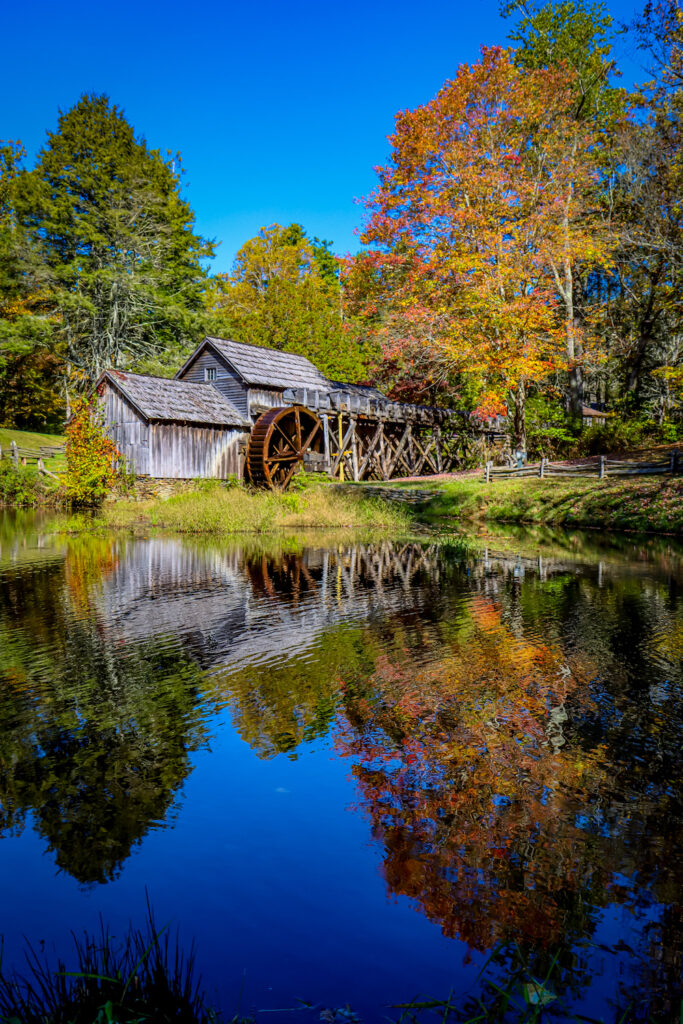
[484,450,681,483]
[0,440,65,478]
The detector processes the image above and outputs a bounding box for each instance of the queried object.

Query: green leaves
[15,94,213,382]
[206,223,371,383]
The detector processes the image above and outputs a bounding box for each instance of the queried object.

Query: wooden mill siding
[247,387,286,417]
[148,423,247,479]
[101,385,150,475]
[98,336,462,484]
[178,348,250,417]
[97,377,249,480]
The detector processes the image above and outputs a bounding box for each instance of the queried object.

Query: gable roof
[101,371,250,428]
[191,337,332,392]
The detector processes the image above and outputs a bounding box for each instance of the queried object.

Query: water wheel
[246,405,323,489]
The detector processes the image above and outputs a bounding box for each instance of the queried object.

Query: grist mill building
[97,336,462,488]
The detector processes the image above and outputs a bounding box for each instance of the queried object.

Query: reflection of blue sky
[0,528,682,1020]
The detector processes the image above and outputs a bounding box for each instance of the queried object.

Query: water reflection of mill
[95,539,444,671]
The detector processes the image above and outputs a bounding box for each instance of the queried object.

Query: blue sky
[2,0,645,274]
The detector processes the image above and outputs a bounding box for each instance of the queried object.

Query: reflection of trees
[1,512,682,1022]
[337,596,612,951]
[213,544,439,758]
[332,548,683,1012]
[0,550,209,884]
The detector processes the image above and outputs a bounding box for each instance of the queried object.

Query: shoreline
[2,473,682,538]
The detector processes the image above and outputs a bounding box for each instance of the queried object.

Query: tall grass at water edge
[54,478,411,535]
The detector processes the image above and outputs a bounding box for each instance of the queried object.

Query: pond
[0,512,682,1021]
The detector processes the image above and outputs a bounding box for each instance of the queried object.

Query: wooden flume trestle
[246,388,474,490]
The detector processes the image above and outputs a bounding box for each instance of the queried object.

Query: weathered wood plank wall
[149,424,247,479]
[179,349,250,416]
[101,386,150,475]
[247,387,285,416]
[99,381,248,479]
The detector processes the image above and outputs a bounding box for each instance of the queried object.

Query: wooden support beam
[386,426,412,478]
[331,419,357,477]
[412,433,438,475]
[434,427,443,473]
[351,418,359,481]
[323,414,330,470]
[358,422,385,481]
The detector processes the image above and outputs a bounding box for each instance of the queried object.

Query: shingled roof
[102,371,250,427]
[201,337,331,391]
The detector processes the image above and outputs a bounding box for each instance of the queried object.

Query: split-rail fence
[0,440,64,480]
[484,450,682,483]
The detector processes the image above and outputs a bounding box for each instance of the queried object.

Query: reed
[0,904,218,1024]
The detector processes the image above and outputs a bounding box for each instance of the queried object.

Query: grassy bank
[53,478,410,535]
[408,475,683,534]
[0,428,65,507]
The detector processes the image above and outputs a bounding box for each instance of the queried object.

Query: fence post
[669,450,677,475]
[10,441,18,467]
[599,455,605,480]
[485,460,492,483]
[539,457,545,479]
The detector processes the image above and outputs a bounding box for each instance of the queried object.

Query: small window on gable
[205,366,217,382]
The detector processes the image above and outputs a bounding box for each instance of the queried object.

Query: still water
[0,513,682,1021]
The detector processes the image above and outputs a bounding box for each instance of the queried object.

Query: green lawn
[0,427,66,471]
[349,473,683,535]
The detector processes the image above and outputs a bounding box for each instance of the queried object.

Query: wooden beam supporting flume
[311,402,468,484]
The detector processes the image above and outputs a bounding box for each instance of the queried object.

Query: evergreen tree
[0,140,62,429]
[16,94,213,384]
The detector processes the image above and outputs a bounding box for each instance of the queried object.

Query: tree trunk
[562,136,583,420]
[564,252,583,419]
[510,381,527,452]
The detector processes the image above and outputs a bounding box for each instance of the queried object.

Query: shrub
[0,460,58,506]
[65,398,122,507]
[571,417,683,456]
[525,397,575,459]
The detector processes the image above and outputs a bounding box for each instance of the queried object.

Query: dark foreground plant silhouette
[0,907,219,1024]
[1,922,679,1024]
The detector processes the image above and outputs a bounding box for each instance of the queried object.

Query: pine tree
[0,140,62,428]
[16,94,213,383]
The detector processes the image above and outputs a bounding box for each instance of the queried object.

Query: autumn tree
[501,0,626,416]
[502,0,621,118]
[15,94,212,388]
[603,0,683,415]
[351,48,612,446]
[206,223,372,383]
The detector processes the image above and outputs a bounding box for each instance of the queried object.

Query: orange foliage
[348,47,614,421]
[336,596,609,950]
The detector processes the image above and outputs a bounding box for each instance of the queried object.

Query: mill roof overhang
[98,370,251,428]
[177,336,333,392]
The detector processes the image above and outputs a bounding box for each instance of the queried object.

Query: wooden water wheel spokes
[247,405,323,490]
